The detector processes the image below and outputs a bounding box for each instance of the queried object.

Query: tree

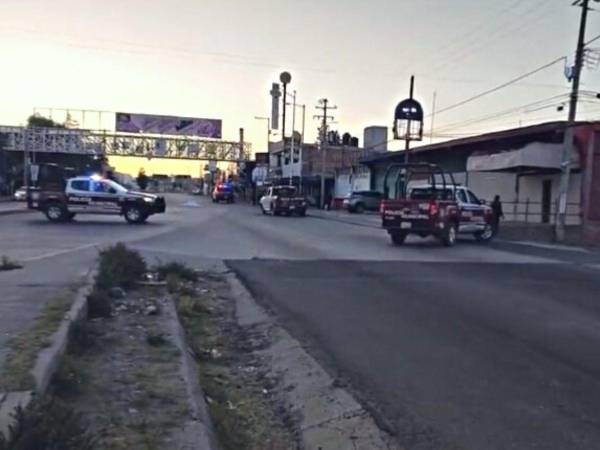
[26,114,64,128]
[63,112,79,129]
[136,169,149,191]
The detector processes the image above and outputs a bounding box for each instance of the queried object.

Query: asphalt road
[2,195,600,449]
[229,260,600,450]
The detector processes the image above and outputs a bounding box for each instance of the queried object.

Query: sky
[1,0,599,175]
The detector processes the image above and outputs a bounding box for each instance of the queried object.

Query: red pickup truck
[380,163,494,246]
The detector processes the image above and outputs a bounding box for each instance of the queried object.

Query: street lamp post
[279,72,292,185]
[279,72,292,139]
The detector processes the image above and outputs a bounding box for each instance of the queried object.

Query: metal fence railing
[498,199,581,225]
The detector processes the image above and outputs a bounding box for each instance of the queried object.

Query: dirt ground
[50,272,300,450]
[54,287,192,450]
[32,262,393,450]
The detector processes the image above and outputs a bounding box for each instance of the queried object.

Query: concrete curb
[165,298,219,450]
[0,207,33,217]
[223,263,399,449]
[32,269,96,394]
[0,268,96,439]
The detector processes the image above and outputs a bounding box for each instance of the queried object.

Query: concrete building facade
[268,128,385,206]
[361,121,600,243]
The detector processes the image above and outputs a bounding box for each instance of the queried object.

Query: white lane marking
[18,222,180,262]
[22,243,100,262]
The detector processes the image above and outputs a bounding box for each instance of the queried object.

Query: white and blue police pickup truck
[30,175,166,224]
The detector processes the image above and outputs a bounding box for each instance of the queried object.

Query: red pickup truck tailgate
[381,199,430,225]
[381,199,458,231]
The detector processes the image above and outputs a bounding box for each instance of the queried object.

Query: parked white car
[13,187,27,201]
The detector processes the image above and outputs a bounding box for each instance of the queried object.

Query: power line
[414,0,523,72]
[431,56,567,117]
[4,26,333,74]
[438,100,568,132]
[585,33,600,45]
[431,0,550,74]
[435,93,571,132]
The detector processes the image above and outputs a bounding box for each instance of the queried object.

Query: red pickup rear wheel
[441,223,457,247]
[390,231,407,246]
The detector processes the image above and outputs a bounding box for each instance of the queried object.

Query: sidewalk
[310,207,600,264]
[0,248,97,440]
[0,248,97,390]
[0,201,30,216]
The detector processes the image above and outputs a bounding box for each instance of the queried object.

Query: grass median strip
[2,244,300,449]
[47,291,190,449]
[1,244,212,449]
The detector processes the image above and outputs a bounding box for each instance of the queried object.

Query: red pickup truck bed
[381,198,459,244]
[381,194,493,247]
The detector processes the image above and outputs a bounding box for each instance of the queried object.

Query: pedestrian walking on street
[491,195,504,235]
[324,192,333,210]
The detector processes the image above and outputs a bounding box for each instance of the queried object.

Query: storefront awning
[467,142,577,172]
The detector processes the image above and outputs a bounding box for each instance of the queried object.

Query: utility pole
[314,98,336,209]
[300,104,306,193]
[289,90,296,186]
[239,128,244,162]
[555,0,591,241]
[23,129,29,192]
[430,91,437,144]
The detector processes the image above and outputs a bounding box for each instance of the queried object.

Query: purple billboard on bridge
[115,112,222,138]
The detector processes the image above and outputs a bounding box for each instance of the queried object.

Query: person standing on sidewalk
[491,195,504,235]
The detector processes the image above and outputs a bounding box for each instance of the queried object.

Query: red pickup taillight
[429,202,439,217]
[380,202,386,214]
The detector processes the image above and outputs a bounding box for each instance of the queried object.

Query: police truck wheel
[124,205,145,224]
[45,203,66,222]
[391,231,407,246]
[441,223,457,247]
